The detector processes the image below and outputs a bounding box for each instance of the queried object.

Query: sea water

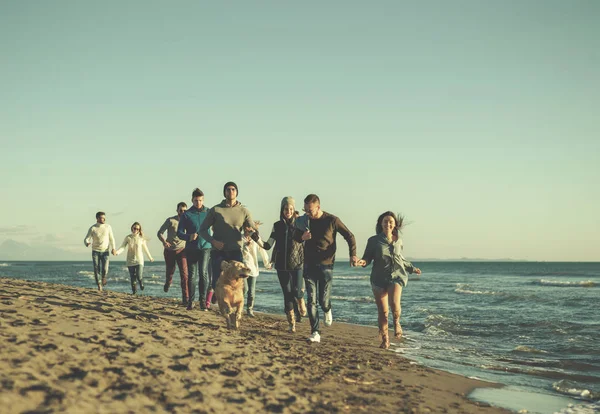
[1,260,598,413]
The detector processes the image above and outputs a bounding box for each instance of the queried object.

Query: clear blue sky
[1,1,598,261]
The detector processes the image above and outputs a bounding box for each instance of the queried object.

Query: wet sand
[0,277,509,413]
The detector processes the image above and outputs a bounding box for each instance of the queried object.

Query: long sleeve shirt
[115,234,153,266]
[199,200,256,252]
[361,233,416,288]
[293,211,356,266]
[177,206,211,250]
[157,215,186,251]
[84,223,116,252]
[242,238,270,277]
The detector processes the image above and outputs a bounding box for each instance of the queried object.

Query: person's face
[381,215,396,233]
[192,196,204,209]
[304,202,320,219]
[282,204,295,220]
[131,224,141,234]
[225,186,237,200]
[177,205,187,217]
[97,215,106,224]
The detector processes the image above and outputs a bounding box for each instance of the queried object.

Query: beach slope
[0,277,508,413]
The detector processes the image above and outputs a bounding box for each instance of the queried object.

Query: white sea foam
[513,345,549,354]
[536,279,597,288]
[554,402,600,414]
[77,271,95,277]
[331,295,375,303]
[454,283,497,295]
[553,380,597,400]
[0,263,10,267]
[335,276,369,280]
[423,326,449,336]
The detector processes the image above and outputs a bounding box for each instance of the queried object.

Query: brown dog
[216,260,251,330]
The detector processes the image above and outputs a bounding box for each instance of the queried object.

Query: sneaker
[186,303,193,311]
[140,282,144,291]
[247,308,255,318]
[324,309,333,327]
[307,331,321,343]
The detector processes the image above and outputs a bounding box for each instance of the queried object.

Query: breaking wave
[534,279,597,288]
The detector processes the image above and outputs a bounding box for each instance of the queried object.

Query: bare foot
[394,323,403,339]
[379,335,390,349]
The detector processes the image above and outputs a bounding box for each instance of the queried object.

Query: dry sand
[0,277,509,413]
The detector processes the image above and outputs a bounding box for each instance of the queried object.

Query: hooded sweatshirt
[199,200,256,252]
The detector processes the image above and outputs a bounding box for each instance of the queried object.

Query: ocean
[1,260,599,414]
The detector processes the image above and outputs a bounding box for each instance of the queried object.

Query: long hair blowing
[375,211,405,234]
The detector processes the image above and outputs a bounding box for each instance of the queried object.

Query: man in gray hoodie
[199,181,256,299]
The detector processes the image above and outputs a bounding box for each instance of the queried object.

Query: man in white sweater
[84,211,116,291]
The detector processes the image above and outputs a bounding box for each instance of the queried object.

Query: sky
[1,0,598,262]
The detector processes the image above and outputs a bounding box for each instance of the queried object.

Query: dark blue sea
[1,260,599,414]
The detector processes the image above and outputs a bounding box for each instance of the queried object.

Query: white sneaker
[307,331,321,343]
[324,309,333,327]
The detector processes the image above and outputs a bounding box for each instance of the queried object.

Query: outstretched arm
[251,225,276,250]
[115,237,129,256]
[335,217,357,265]
[357,237,375,267]
[108,226,116,253]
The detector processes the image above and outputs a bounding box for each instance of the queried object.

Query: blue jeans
[243,276,257,309]
[277,269,304,313]
[92,250,110,285]
[304,264,334,334]
[187,248,210,306]
[210,249,243,290]
[128,265,144,292]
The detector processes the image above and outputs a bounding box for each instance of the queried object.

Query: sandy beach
[0,277,509,413]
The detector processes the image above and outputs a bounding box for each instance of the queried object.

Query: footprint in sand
[168,364,189,372]
[58,367,88,381]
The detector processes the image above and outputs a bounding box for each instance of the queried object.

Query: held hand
[357,259,367,267]
[85,242,90,247]
[190,233,198,241]
[301,230,312,241]
[414,268,421,275]
[150,258,154,262]
[265,263,273,270]
[111,249,117,256]
[163,241,172,249]
[350,256,359,267]
[212,240,225,250]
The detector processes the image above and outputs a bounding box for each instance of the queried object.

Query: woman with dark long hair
[357,212,421,349]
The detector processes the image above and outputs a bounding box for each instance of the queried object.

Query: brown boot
[297,297,307,317]
[286,310,296,333]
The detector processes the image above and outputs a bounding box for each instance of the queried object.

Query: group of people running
[84,181,421,349]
